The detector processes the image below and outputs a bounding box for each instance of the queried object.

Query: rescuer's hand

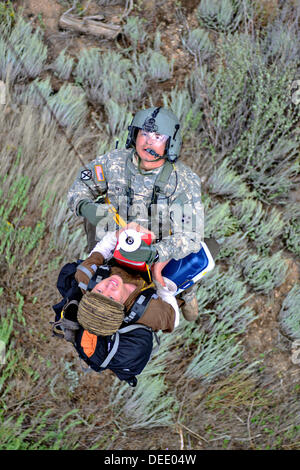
[151,260,170,287]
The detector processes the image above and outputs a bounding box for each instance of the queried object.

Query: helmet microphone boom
[145,148,161,159]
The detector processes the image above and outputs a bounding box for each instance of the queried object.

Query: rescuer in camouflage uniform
[67,107,204,321]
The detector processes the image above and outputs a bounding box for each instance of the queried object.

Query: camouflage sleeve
[67,154,108,216]
[154,170,204,262]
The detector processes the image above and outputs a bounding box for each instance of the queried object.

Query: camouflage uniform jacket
[67,148,204,262]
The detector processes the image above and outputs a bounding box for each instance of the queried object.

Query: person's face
[135,129,168,170]
[92,275,134,303]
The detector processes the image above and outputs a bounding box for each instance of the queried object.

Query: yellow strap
[105,163,176,229]
[146,264,152,283]
[105,196,127,228]
[141,279,155,291]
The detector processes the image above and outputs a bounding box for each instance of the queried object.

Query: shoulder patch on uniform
[81,169,92,181]
[95,164,105,182]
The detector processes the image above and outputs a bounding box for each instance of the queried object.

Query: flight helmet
[126,107,182,162]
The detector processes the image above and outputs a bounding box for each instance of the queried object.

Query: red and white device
[113,229,153,271]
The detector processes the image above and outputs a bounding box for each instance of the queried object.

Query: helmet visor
[139,130,169,143]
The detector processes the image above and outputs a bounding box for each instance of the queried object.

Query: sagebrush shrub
[182,27,213,61]
[185,329,243,382]
[190,31,299,204]
[207,158,252,199]
[13,78,52,107]
[48,84,88,129]
[262,5,300,68]
[204,200,239,238]
[123,16,148,47]
[52,49,74,80]
[232,199,285,252]
[138,49,173,82]
[74,47,102,102]
[282,203,300,257]
[278,285,300,341]
[13,80,88,129]
[182,266,255,383]
[239,251,288,294]
[110,372,176,429]
[0,17,47,82]
[195,265,255,332]
[75,49,147,105]
[216,230,248,262]
[189,34,254,153]
[104,99,133,137]
[197,0,244,32]
[162,87,192,133]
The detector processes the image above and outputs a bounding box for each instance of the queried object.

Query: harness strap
[78,281,88,291]
[152,331,160,356]
[118,324,153,334]
[150,161,174,239]
[77,264,97,279]
[100,332,120,368]
[152,160,174,204]
[99,324,157,369]
[123,287,157,324]
[125,155,175,236]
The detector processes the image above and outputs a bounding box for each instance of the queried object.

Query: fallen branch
[177,423,209,443]
[59,13,121,39]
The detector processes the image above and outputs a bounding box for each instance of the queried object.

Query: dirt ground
[8,0,300,451]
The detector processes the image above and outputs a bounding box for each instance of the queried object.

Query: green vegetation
[239,251,288,294]
[0,17,47,82]
[0,1,15,28]
[182,27,213,62]
[51,49,74,80]
[75,48,147,106]
[278,285,300,341]
[123,15,148,48]
[282,203,300,256]
[138,49,173,82]
[197,0,244,32]
[0,408,83,450]
[0,0,299,451]
[111,370,176,429]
